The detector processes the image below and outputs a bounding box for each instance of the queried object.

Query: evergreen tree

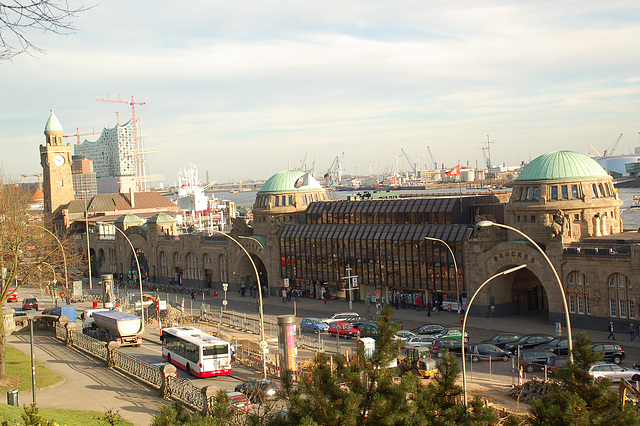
[527,332,640,425]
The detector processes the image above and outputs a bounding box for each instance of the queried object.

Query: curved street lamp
[28,224,68,291]
[211,230,267,380]
[424,236,460,313]
[113,226,144,330]
[461,263,528,405]
[476,220,573,363]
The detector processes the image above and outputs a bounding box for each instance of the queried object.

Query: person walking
[608,321,615,340]
[191,289,196,301]
[416,295,422,312]
[630,323,636,342]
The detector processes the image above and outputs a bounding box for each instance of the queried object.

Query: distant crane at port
[426,145,438,170]
[63,127,99,145]
[324,152,345,186]
[97,94,147,190]
[603,133,623,156]
[401,148,421,174]
[22,173,42,190]
[481,135,494,170]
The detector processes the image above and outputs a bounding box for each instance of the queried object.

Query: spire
[44,109,63,133]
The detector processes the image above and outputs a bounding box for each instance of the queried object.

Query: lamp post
[461,264,528,405]
[113,226,144,330]
[341,265,358,311]
[424,236,460,313]
[210,230,267,379]
[83,193,93,293]
[476,220,574,362]
[29,224,68,292]
[222,282,228,312]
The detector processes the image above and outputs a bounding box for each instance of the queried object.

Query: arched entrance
[127,248,148,283]
[485,266,548,318]
[236,253,267,293]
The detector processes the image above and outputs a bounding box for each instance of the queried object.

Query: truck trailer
[83,310,143,347]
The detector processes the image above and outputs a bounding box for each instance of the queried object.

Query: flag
[445,164,460,176]
[294,173,309,188]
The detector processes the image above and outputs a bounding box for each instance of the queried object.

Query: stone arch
[224,238,269,294]
[468,241,559,321]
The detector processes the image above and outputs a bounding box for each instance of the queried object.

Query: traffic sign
[259,340,268,349]
[222,283,228,291]
[222,300,228,306]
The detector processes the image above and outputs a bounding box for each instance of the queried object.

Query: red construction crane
[63,127,99,145]
[96,94,146,185]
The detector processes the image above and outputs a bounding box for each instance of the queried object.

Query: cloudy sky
[3,0,640,185]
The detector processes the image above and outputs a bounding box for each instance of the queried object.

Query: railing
[72,328,108,360]
[167,376,207,411]
[111,350,163,388]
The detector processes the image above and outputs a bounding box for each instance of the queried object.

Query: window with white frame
[159,251,167,277]
[586,297,591,315]
[219,254,228,282]
[569,295,576,313]
[577,296,584,314]
[609,273,631,318]
[610,299,617,317]
[620,299,627,318]
[630,301,636,319]
[186,252,198,279]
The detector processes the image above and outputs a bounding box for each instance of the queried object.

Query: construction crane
[481,135,494,170]
[97,94,146,189]
[589,144,602,157]
[63,127,99,145]
[603,133,623,157]
[426,145,438,170]
[324,152,344,187]
[22,173,43,190]
[401,148,420,174]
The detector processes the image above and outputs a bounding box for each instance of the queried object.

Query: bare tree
[0,0,90,60]
[0,182,81,379]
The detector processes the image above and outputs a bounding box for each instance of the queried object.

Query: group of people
[281,288,304,303]
[607,321,640,342]
[388,291,443,316]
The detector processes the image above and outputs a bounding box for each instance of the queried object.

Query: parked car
[234,379,279,403]
[227,391,252,413]
[328,321,360,338]
[405,335,436,349]
[393,330,416,342]
[321,312,360,324]
[432,337,468,357]
[537,338,570,356]
[591,342,625,365]
[588,362,640,383]
[480,334,521,349]
[545,356,571,377]
[22,297,38,311]
[300,318,329,334]
[358,322,380,340]
[433,328,468,341]
[7,289,18,302]
[467,344,512,362]
[504,334,554,352]
[343,316,370,328]
[520,350,556,373]
[413,324,445,335]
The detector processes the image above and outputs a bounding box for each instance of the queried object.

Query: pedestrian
[191,289,196,301]
[630,323,636,342]
[416,295,422,312]
[427,300,432,317]
[608,321,615,340]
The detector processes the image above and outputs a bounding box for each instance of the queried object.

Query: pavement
[6,284,640,425]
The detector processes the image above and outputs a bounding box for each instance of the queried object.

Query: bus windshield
[203,344,229,357]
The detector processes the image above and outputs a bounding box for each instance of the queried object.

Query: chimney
[129,187,135,208]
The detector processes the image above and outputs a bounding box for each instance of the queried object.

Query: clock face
[53,155,65,166]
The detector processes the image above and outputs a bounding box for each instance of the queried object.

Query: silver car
[405,335,436,349]
[588,362,640,383]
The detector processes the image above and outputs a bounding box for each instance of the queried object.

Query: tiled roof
[65,191,179,217]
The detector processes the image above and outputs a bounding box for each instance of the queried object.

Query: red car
[7,289,18,302]
[227,391,252,413]
[328,321,360,338]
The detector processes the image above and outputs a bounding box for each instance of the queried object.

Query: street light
[83,193,93,292]
[424,236,460,313]
[211,230,267,379]
[476,220,573,363]
[461,264,528,405]
[28,224,68,292]
[113,226,144,330]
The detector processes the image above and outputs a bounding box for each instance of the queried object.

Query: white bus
[160,326,232,378]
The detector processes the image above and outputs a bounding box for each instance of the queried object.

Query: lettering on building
[493,250,535,264]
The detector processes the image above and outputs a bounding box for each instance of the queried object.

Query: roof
[516,151,610,182]
[44,109,63,133]
[114,214,144,224]
[66,192,179,215]
[30,188,44,200]
[258,170,324,193]
[147,213,177,224]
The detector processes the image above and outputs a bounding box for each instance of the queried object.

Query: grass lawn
[0,344,62,394]
[0,403,134,425]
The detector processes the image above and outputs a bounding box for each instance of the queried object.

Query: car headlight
[266,389,276,396]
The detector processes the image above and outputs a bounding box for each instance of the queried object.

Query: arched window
[566,271,589,315]
[608,273,634,319]
[186,252,198,279]
[159,251,167,277]
[203,253,211,265]
[219,254,228,282]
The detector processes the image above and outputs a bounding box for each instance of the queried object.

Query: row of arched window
[158,251,227,282]
[566,271,634,319]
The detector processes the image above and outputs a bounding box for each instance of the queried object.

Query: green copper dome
[259,170,324,193]
[516,151,610,182]
[44,109,63,133]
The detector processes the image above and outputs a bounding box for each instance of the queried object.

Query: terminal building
[40,110,640,331]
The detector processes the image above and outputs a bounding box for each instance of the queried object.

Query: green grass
[0,403,133,425]
[0,345,63,394]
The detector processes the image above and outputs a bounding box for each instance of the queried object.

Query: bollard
[159,363,177,399]
[65,322,77,346]
[200,386,218,416]
[106,341,120,368]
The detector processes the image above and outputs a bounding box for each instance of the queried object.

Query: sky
[2,0,640,185]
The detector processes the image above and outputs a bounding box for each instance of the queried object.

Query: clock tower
[40,109,74,216]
